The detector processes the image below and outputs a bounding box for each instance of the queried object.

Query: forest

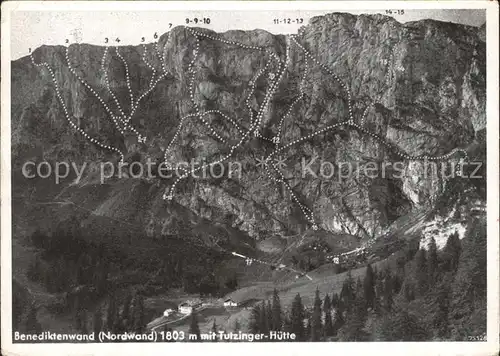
[192,224,487,341]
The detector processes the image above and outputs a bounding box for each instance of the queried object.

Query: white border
[1,2,499,356]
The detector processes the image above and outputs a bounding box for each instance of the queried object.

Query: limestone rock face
[12,13,486,242]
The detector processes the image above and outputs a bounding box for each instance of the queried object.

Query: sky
[10,8,486,60]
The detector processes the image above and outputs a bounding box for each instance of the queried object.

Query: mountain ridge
[12,12,486,243]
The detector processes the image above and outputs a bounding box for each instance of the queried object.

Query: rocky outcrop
[11,13,486,242]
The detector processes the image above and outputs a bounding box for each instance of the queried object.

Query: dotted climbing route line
[101,46,127,121]
[41,41,172,158]
[387,44,405,85]
[189,26,280,133]
[359,104,371,127]
[164,29,285,200]
[154,41,169,76]
[164,152,234,200]
[275,54,308,143]
[256,47,319,226]
[268,121,350,160]
[163,112,197,169]
[141,43,159,94]
[246,59,283,143]
[187,28,267,52]
[185,28,226,144]
[276,95,303,141]
[244,52,273,129]
[209,110,245,137]
[291,31,355,123]
[186,30,202,121]
[142,43,157,73]
[360,41,404,127]
[106,43,169,142]
[262,119,348,228]
[274,103,302,144]
[115,47,135,110]
[257,28,471,228]
[67,45,142,139]
[29,25,471,233]
[289,30,469,163]
[30,53,125,162]
[253,36,291,139]
[162,109,245,170]
[300,55,309,94]
[355,125,469,162]
[249,52,283,141]
[126,68,167,132]
[161,30,330,228]
[267,161,317,228]
[66,46,138,138]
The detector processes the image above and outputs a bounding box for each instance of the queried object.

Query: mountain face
[12,13,486,244]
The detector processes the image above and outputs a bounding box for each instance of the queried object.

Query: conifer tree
[383,271,394,312]
[75,307,86,332]
[339,290,368,341]
[307,256,313,271]
[93,308,103,334]
[403,280,415,302]
[311,288,323,341]
[259,301,269,334]
[331,293,339,309]
[188,310,201,342]
[234,318,241,332]
[373,288,382,315]
[271,288,282,331]
[355,277,363,299]
[378,310,429,341]
[393,273,403,294]
[25,304,42,334]
[354,277,363,298]
[363,264,376,310]
[80,309,88,334]
[465,225,486,298]
[405,238,420,262]
[323,293,334,337]
[121,293,133,329]
[443,231,462,272]
[290,293,305,341]
[414,248,428,295]
[132,294,145,333]
[432,280,451,339]
[106,295,117,332]
[427,237,438,286]
[266,300,273,333]
[283,315,293,334]
[305,314,312,340]
[340,270,355,313]
[211,319,218,342]
[249,304,261,333]
[375,273,384,301]
[96,261,109,296]
[332,298,345,336]
[112,311,124,333]
[450,224,486,333]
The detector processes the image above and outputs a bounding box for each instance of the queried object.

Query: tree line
[190,225,485,341]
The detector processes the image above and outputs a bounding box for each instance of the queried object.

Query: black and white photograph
[1,1,499,355]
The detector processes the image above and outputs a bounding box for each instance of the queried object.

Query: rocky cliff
[12,13,486,244]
